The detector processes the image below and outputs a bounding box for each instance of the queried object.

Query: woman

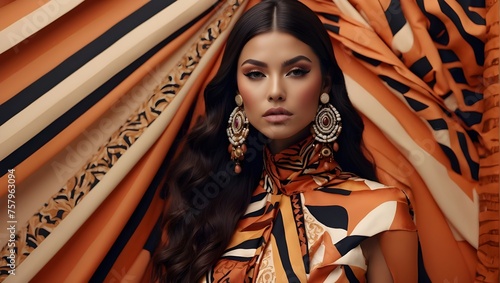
[153,0,417,282]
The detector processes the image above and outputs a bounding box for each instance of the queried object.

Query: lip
[263,107,292,123]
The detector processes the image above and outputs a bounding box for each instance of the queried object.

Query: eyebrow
[240,55,312,67]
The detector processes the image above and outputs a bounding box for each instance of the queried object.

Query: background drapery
[0,0,497,282]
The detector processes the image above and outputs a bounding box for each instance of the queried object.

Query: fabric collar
[263,135,343,195]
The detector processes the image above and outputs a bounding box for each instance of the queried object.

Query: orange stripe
[0,1,15,9]
[333,39,478,197]
[0,0,52,29]
[357,62,477,282]
[102,195,164,283]
[0,0,147,104]
[476,1,499,281]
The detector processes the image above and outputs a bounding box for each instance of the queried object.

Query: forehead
[238,31,319,63]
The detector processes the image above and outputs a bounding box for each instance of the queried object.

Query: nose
[267,76,285,102]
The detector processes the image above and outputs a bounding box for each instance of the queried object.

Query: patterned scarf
[206,136,355,282]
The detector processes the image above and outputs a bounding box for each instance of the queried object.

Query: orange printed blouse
[203,136,417,282]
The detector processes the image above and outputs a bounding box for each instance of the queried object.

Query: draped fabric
[0,0,497,282]
[204,135,417,282]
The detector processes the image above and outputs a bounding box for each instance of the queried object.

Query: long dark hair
[152,1,377,282]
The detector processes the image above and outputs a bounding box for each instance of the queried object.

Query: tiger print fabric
[203,136,416,282]
[301,0,498,281]
[0,0,496,281]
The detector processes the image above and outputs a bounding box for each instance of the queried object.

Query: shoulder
[318,176,410,202]
[309,176,414,220]
[305,177,416,234]
[339,176,397,191]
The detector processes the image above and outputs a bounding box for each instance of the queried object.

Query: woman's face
[237,31,326,153]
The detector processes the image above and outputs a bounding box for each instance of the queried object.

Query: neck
[268,126,311,154]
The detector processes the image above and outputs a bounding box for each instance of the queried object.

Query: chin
[255,123,311,142]
[261,131,300,141]
[257,128,286,138]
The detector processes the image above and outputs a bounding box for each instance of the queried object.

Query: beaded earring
[227,93,249,174]
[311,92,342,168]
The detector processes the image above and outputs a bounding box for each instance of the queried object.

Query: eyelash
[243,68,310,79]
[287,68,310,77]
[244,71,265,79]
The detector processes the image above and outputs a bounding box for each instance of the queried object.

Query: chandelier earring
[311,92,342,168]
[227,93,249,174]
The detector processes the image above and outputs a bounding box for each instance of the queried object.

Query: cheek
[298,91,319,106]
[297,76,322,117]
[237,75,258,114]
[301,96,319,122]
[237,72,254,99]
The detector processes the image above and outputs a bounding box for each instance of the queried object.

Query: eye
[244,71,266,79]
[287,68,310,77]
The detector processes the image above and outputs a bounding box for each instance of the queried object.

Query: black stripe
[469,0,485,7]
[428,119,448,131]
[438,143,461,174]
[438,0,484,65]
[273,210,301,283]
[454,108,482,127]
[319,13,340,23]
[89,80,199,281]
[335,235,367,256]
[344,265,361,283]
[448,67,468,84]
[379,75,410,94]
[456,0,486,24]
[439,90,453,100]
[0,3,216,177]
[417,239,432,282]
[404,96,429,111]
[144,219,161,253]
[250,190,268,203]
[316,187,352,196]
[462,89,483,106]
[457,131,479,180]
[324,23,339,34]
[89,152,165,282]
[408,56,437,88]
[385,0,406,35]
[243,206,267,218]
[0,0,177,125]
[438,49,459,63]
[352,51,381,66]
[242,191,274,219]
[222,255,254,261]
[417,0,449,45]
[225,238,263,253]
[409,57,433,80]
[306,205,348,229]
[221,237,263,261]
[437,103,453,117]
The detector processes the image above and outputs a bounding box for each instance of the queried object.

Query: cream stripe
[382,83,453,149]
[350,201,397,236]
[2,2,247,281]
[345,74,479,248]
[245,194,269,215]
[223,248,257,259]
[0,0,217,160]
[331,0,370,28]
[0,0,84,54]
